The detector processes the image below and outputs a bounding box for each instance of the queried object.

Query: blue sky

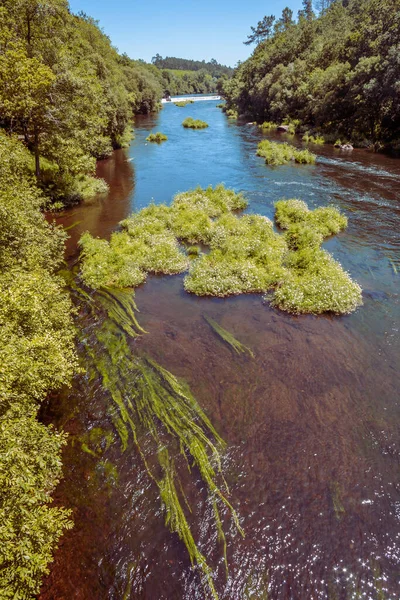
[68,0,304,67]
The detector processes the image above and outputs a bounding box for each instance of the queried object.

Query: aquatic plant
[75,286,243,598]
[174,100,194,107]
[187,245,201,256]
[79,190,361,315]
[146,132,168,143]
[271,247,362,314]
[258,121,279,130]
[257,140,316,165]
[204,315,254,357]
[182,117,209,129]
[225,108,238,118]
[302,133,325,145]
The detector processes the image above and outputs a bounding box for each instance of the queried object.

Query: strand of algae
[204,315,254,358]
[71,282,243,598]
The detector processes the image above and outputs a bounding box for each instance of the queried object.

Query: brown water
[41,101,400,599]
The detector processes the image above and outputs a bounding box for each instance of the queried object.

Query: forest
[223,0,400,149]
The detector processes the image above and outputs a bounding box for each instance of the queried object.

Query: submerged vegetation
[182,118,209,129]
[79,185,362,315]
[204,315,254,358]
[257,140,317,165]
[74,286,243,598]
[146,132,168,142]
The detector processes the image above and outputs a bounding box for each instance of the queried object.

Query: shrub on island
[182,118,209,129]
[257,140,316,165]
[146,132,168,142]
[174,100,194,107]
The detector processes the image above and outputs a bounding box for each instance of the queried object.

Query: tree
[244,15,275,45]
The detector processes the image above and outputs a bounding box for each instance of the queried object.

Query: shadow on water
[41,101,400,599]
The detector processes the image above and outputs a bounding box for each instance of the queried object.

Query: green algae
[72,284,243,598]
[204,315,254,358]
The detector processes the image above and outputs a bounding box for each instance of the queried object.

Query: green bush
[302,133,325,145]
[182,117,209,129]
[174,100,194,107]
[225,108,238,118]
[0,133,76,598]
[216,103,226,108]
[258,121,279,130]
[146,132,168,142]
[257,140,316,165]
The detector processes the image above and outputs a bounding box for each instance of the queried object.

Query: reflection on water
[41,101,400,599]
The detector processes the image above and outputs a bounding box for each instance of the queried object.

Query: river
[41,99,400,599]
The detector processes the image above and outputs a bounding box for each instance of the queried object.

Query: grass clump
[204,315,254,357]
[302,132,325,145]
[258,121,279,130]
[257,140,316,165]
[182,117,209,129]
[174,100,194,107]
[146,132,168,143]
[275,199,348,238]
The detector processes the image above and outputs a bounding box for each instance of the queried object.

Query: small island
[146,132,168,143]
[182,117,209,129]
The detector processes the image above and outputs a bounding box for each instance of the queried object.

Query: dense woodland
[223,0,400,148]
[0,0,163,205]
[151,54,233,77]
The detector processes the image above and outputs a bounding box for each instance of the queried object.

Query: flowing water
[41,100,400,599]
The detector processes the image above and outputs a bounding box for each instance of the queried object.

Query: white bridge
[161,95,221,104]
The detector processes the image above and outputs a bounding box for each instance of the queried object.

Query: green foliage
[77,288,243,598]
[204,315,254,357]
[223,0,400,147]
[0,2,162,205]
[258,121,279,130]
[182,117,209,129]
[146,132,168,142]
[257,140,316,165]
[0,132,76,598]
[174,100,194,107]
[79,186,361,315]
[271,247,362,315]
[302,132,325,144]
[152,54,233,78]
[225,108,238,119]
[216,103,226,108]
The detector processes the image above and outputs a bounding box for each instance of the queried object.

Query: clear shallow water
[43,101,400,599]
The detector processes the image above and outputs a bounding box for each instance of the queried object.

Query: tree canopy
[225,0,400,147]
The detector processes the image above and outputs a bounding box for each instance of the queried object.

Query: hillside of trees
[223,0,400,149]
[151,54,233,77]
